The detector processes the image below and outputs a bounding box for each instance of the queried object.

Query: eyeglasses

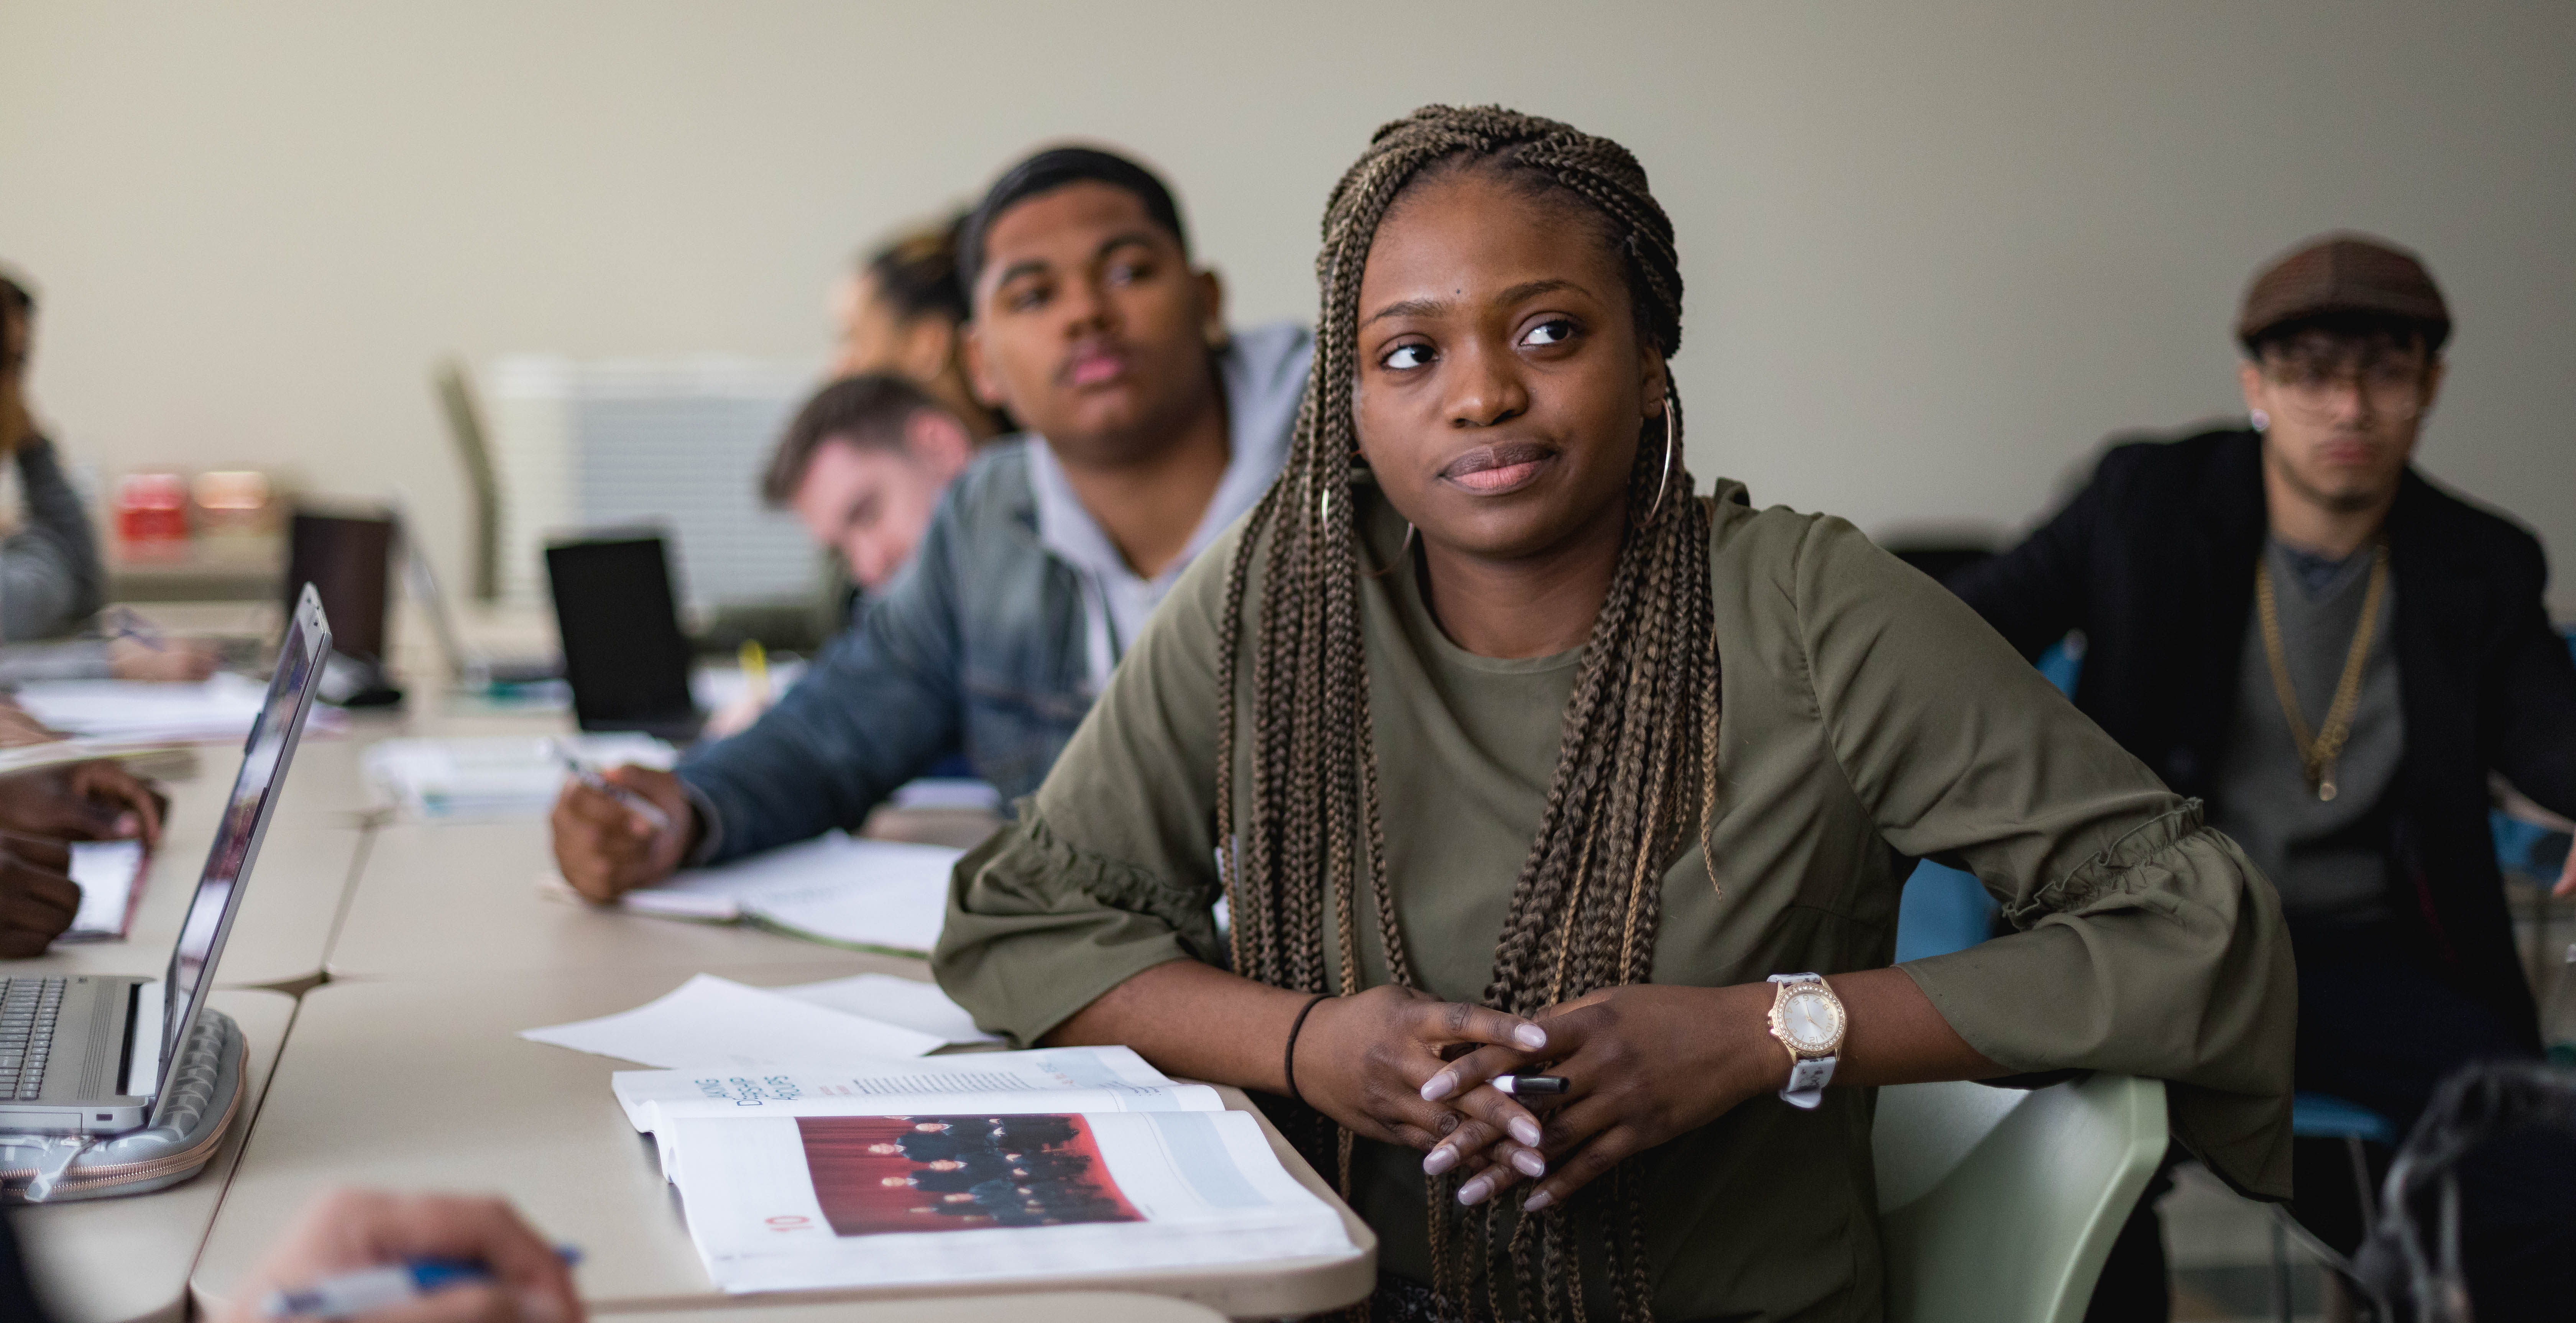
[2262,358,2428,424]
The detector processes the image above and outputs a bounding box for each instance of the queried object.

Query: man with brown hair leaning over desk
[550,146,1309,896]
[1950,233,2576,1320]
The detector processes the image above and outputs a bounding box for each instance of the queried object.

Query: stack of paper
[552,832,961,956]
[610,1046,1353,1293]
[12,675,345,743]
[365,734,675,819]
[0,737,193,780]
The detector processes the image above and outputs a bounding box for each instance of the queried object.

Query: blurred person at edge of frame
[1949,233,2576,1321]
[0,266,216,684]
[831,215,1012,444]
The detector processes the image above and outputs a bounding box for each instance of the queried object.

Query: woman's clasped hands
[1291,982,1789,1213]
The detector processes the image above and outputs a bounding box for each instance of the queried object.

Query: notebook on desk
[0,586,331,1136]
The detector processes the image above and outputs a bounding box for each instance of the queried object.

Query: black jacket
[1949,428,2576,1047]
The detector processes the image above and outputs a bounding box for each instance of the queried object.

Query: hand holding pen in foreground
[220,1190,583,1323]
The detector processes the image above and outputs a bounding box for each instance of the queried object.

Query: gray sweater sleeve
[1,437,105,642]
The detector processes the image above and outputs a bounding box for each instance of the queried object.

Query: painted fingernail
[1513,1024,1547,1051]
[1512,1149,1546,1178]
[1522,1190,1554,1212]
[1510,1117,1543,1147]
[1419,1072,1456,1102]
[1423,1145,1458,1175]
[1457,1174,1495,1206]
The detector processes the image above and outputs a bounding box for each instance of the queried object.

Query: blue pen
[261,1247,582,1320]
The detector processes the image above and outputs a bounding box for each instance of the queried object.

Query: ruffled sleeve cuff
[1903,811,2297,1198]
[930,802,1223,1048]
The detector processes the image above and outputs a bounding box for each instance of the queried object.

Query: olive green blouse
[932,481,2293,1322]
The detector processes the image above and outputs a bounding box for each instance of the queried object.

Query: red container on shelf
[116,471,191,556]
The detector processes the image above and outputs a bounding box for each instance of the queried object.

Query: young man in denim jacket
[551,147,1310,897]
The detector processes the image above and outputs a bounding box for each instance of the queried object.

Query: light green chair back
[1873,1073,2167,1323]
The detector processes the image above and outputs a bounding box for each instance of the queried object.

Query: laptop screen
[545,535,694,727]
[159,586,331,1094]
[285,509,395,664]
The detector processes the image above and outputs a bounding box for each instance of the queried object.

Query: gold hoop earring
[1643,389,1678,523]
[1364,522,1417,579]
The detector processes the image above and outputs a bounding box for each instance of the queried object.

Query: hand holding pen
[547,753,696,902]
[220,1190,583,1323]
[102,605,220,682]
[549,742,671,835]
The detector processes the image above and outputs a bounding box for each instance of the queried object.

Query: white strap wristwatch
[1765,973,1847,1110]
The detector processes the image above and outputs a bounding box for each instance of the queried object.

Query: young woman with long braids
[934,106,2293,1322]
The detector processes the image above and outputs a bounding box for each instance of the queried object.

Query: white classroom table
[656,1292,1229,1323]
[326,817,917,981]
[13,989,297,1323]
[325,689,997,980]
[191,968,1375,1319]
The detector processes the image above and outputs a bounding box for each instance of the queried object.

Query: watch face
[1778,987,1844,1054]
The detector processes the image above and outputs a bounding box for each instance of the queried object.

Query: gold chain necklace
[2254,540,2389,801]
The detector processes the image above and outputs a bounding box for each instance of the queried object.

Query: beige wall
[5,0,2572,617]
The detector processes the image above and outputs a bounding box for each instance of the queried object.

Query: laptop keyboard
[0,978,64,1100]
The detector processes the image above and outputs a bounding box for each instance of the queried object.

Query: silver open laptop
[398,510,559,688]
[0,585,330,1135]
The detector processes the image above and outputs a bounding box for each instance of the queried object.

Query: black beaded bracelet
[1283,993,1332,1105]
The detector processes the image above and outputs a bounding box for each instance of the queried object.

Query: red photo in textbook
[795,1114,1145,1236]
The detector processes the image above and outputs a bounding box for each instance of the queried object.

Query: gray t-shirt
[2210,538,2403,922]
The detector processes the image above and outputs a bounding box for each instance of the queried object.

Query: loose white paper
[775,973,1001,1045]
[64,839,147,941]
[519,973,944,1069]
[608,832,962,954]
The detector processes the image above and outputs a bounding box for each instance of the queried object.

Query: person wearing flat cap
[1951,233,2576,1319]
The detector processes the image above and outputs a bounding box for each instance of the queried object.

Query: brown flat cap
[2237,232,2450,350]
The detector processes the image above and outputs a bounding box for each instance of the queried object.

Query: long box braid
[1214,106,1722,1323]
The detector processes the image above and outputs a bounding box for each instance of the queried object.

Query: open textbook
[541,831,960,955]
[616,1047,1356,1292]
